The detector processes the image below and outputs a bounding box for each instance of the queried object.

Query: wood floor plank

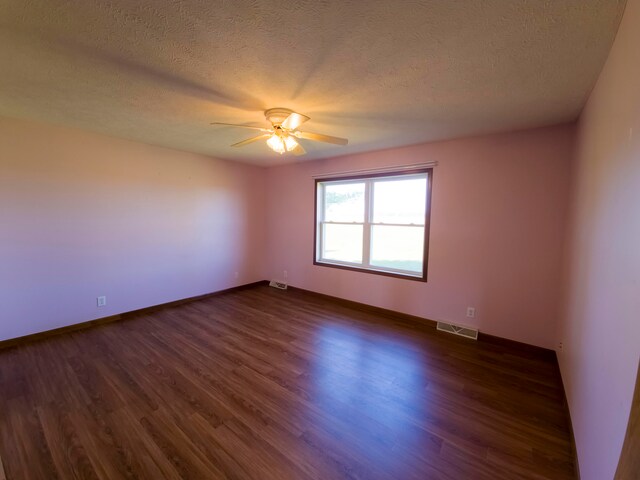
[0,285,575,479]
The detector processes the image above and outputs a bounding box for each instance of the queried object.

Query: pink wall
[557,0,640,478]
[0,116,266,341]
[265,124,574,349]
[0,116,574,352]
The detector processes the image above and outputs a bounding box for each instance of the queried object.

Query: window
[314,168,432,281]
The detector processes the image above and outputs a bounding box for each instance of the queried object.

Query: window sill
[313,260,428,282]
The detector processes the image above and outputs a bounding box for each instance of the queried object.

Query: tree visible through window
[314,169,432,281]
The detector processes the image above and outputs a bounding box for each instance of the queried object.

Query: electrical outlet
[97,296,107,307]
[558,342,564,351]
[283,270,288,280]
[466,307,476,318]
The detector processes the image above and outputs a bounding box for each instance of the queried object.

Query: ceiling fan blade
[231,133,271,147]
[281,112,310,131]
[211,122,272,133]
[291,143,306,156]
[294,131,348,145]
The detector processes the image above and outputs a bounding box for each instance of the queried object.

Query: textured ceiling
[0,0,625,165]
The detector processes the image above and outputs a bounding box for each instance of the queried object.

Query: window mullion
[317,183,325,261]
[362,180,372,267]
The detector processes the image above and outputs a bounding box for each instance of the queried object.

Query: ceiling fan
[211,108,348,156]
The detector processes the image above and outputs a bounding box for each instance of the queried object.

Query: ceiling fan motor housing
[264,108,295,126]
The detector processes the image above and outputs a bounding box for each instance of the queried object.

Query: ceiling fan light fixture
[284,135,298,151]
[267,133,286,154]
[266,132,299,154]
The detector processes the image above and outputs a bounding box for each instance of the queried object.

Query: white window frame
[314,168,432,281]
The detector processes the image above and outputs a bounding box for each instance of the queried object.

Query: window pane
[323,182,365,222]
[322,223,363,264]
[372,178,426,224]
[370,225,424,273]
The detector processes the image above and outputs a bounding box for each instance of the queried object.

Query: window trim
[313,167,433,282]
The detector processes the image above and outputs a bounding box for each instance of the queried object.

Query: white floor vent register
[269,280,288,290]
[437,321,479,340]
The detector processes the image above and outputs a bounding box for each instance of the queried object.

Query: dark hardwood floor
[0,285,574,479]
